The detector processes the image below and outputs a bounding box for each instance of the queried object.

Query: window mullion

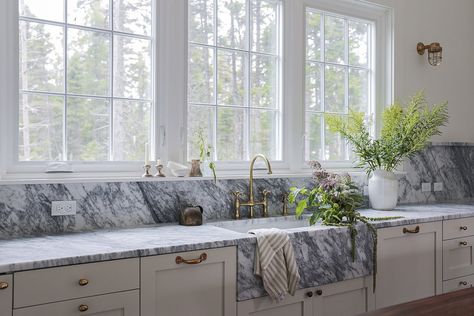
[246,0,251,160]
[320,13,326,160]
[63,0,68,161]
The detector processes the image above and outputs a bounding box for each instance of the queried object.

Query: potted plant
[190,128,217,182]
[326,91,448,210]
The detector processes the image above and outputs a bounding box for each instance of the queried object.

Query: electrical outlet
[421,182,432,192]
[434,182,444,192]
[51,201,77,216]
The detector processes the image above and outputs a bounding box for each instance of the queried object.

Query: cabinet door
[376,221,442,309]
[13,290,139,316]
[443,236,474,280]
[237,289,313,316]
[141,247,236,316]
[0,275,12,316]
[313,277,374,316]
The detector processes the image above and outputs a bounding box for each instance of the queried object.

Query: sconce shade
[417,42,443,66]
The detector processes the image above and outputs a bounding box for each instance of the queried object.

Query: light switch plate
[51,201,77,216]
[421,182,432,192]
[434,182,444,192]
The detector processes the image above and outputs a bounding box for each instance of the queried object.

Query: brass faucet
[233,154,273,219]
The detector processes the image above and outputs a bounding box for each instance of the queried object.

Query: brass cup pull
[460,241,468,246]
[0,282,8,290]
[78,304,89,312]
[460,281,468,286]
[78,279,89,286]
[403,226,420,234]
[461,226,468,231]
[316,289,323,296]
[176,253,207,265]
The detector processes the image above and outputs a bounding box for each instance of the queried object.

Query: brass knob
[460,241,468,246]
[78,279,89,286]
[316,289,323,296]
[461,226,468,231]
[0,282,8,290]
[78,304,89,312]
[460,281,468,286]
[306,291,313,298]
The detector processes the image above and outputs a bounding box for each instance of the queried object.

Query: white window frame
[0,0,392,181]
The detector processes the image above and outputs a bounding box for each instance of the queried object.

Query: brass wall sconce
[417,42,443,66]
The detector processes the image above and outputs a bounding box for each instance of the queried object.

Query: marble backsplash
[0,143,472,239]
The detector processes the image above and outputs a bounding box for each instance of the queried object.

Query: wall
[369,0,474,142]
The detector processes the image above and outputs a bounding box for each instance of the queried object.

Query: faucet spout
[248,154,272,218]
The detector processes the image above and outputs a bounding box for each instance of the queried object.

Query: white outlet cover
[421,182,432,192]
[434,182,444,192]
[51,201,77,216]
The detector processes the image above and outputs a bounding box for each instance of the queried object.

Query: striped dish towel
[249,228,301,302]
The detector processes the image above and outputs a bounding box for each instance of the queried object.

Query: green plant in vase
[326,91,448,210]
[196,128,217,182]
[289,161,402,291]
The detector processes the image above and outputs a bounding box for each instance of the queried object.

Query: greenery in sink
[289,161,402,290]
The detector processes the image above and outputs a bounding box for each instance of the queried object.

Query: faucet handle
[232,191,242,198]
[261,189,271,197]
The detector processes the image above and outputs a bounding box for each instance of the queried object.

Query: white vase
[368,169,399,210]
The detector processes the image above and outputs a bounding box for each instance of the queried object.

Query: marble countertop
[2,202,474,275]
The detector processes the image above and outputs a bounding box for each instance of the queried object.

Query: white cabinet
[0,275,12,316]
[237,277,373,316]
[443,236,474,280]
[376,221,442,309]
[13,290,139,316]
[141,246,237,316]
[314,277,374,316]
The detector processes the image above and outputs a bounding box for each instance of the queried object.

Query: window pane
[305,113,321,161]
[217,0,247,50]
[113,100,150,161]
[325,65,346,113]
[325,15,346,64]
[20,0,64,22]
[349,68,369,113]
[189,0,215,45]
[113,0,152,36]
[250,109,277,159]
[188,45,215,104]
[305,61,322,111]
[251,0,278,54]
[217,50,246,106]
[67,28,111,96]
[188,105,215,160]
[113,35,152,99]
[250,54,277,108]
[68,0,110,29]
[325,116,347,160]
[19,21,64,93]
[67,97,110,161]
[19,93,63,161]
[217,107,246,160]
[306,10,321,61]
[349,21,369,67]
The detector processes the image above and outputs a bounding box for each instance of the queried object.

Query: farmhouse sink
[210,215,312,234]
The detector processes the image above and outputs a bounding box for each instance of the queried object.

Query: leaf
[295,199,308,217]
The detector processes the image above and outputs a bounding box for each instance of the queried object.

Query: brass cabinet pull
[460,281,468,286]
[78,279,89,286]
[403,226,420,234]
[460,241,468,246]
[176,253,207,265]
[316,289,323,296]
[78,304,89,312]
[460,226,468,231]
[0,282,8,290]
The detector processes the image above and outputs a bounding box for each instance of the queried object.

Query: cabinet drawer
[0,275,12,316]
[13,290,139,316]
[443,275,474,293]
[14,258,139,308]
[443,236,474,280]
[443,217,474,240]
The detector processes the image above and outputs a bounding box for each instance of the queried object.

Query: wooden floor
[359,288,474,316]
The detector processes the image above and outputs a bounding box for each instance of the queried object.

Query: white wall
[369,0,474,142]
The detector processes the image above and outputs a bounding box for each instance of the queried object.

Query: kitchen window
[18,0,153,162]
[187,0,282,162]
